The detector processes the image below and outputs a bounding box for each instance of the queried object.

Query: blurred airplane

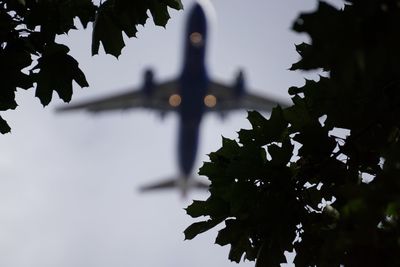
[57,1,289,196]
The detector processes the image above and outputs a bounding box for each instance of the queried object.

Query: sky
[0,0,339,266]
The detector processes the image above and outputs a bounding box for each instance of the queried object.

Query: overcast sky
[0,0,339,266]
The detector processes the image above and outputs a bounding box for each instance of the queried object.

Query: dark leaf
[215,220,251,263]
[92,2,126,57]
[186,197,229,219]
[255,241,287,267]
[239,107,288,146]
[149,2,170,26]
[184,219,223,240]
[0,116,11,134]
[34,43,88,106]
[92,0,182,57]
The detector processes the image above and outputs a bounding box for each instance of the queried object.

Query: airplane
[56,1,289,196]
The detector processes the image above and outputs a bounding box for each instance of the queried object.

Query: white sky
[0,0,333,266]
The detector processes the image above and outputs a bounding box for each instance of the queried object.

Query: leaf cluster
[0,0,182,133]
[185,1,400,266]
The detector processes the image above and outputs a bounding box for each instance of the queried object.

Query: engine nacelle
[234,69,245,97]
[142,68,155,97]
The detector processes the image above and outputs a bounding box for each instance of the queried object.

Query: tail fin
[139,176,209,197]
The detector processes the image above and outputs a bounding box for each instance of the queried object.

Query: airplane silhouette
[57,1,288,196]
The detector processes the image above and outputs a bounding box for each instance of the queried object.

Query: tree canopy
[0,0,182,133]
[3,0,400,265]
[185,1,400,266]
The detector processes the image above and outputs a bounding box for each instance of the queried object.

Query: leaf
[291,2,344,71]
[283,95,316,133]
[149,2,170,26]
[0,38,33,111]
[255,240,287,267]
[215,219,252,263]
[162,0,183,10]
[293,122,336,159]
[34,43,88,106]
[184,219,223,240]
[92,2,126,57]
[186,200,209,218]
[74,0,97,28]
[25,0,96,43]
[189,1,400,266]
[268,138,294,166]
[212,137,240,162]
[289,42,317,71]
[92,0,183,57]
[0,116,11,134]
[186,197,229,219]
[239,107,288,146]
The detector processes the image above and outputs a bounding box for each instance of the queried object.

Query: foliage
[0,0,182,133]
[185,1,400,266]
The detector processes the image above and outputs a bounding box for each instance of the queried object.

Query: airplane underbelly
[180,75,208,116]
[177,71,208,175]
[177,118,201,176]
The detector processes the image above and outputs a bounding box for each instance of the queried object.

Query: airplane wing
[56,79,179,113]
[205,80,290,112]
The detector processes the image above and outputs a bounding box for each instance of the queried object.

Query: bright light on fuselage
[169,94,182,107]
[190,32,203,47]
[204,94,217,108]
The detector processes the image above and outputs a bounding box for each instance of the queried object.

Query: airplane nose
[188,3,207,34]
[189,31,204,47]
[191,3,204,14]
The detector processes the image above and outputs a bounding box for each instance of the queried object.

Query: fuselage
[177,3,208,178]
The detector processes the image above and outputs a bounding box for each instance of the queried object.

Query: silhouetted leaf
[0,116,11,134]
[186,197,230,219]
[239,107,288,146]
[92,2,126,57]
[34,43,88,106]
[0,0,180,133]
[215,219,252,263]
[184,219,223,240]
[255,241,287,267]
[186,1,400,266]
[92,0,182,57]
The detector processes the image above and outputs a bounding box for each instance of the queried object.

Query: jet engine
[142,68,155,97]
[234,69,245,97]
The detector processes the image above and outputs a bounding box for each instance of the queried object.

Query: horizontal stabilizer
[139,176,210,197]
[139,178,178,192]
